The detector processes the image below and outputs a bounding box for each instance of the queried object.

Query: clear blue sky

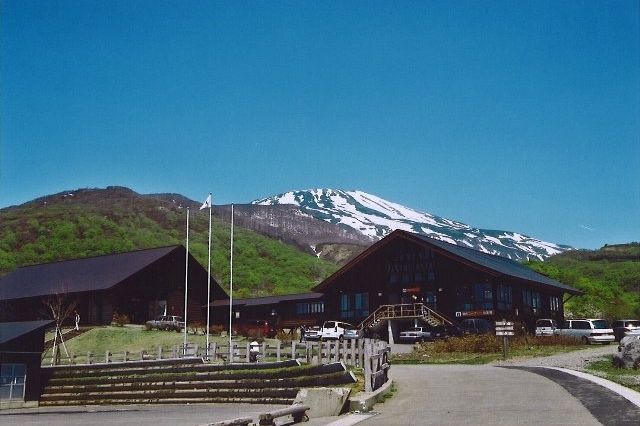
[1,1,638,249]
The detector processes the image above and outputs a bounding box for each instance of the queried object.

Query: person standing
[74,311,80,331]
[300,324,306,343]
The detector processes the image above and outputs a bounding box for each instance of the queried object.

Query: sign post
[495,320,514,359]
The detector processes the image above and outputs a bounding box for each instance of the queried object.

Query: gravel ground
[492,344,618,370]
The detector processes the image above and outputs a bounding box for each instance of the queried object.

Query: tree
[42,285,78,365]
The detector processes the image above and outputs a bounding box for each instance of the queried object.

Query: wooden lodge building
[0,246,228,325]
[214,230,582,339]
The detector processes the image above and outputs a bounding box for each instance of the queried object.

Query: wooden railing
[45,338,384,368]
[359,303,455,330]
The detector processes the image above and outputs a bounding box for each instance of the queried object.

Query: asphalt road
[362,365,640,426]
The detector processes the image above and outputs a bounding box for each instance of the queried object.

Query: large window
[295,301,324,315]
[496,284,512,311]
[549,296,560,313]
[522,289,541,313]
[456,283,493,311]
[340,292,369,320]
[0,363,26,401]
[388,249,436,285]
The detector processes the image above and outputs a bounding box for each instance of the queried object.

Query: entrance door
[424,291,437,310]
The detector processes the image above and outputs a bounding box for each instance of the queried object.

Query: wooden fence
[47,338,388,369]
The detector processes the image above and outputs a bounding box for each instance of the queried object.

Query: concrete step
[39,396,295,406]
[43,371,356,395]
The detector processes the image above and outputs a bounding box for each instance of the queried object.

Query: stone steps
[40,359,356,406]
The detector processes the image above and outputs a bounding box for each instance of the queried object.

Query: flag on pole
[200,194,212,210]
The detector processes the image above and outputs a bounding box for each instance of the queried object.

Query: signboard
[496,331,515,336]
[402,287,422,294]
[459,310,494,318]
[495,321,513,326]
[495,326,514,331]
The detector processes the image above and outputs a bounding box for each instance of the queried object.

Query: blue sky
[1,1,638,249]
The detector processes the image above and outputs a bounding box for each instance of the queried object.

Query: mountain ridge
[253,188,573,261]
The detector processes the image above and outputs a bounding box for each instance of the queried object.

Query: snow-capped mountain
[253,189,572,261]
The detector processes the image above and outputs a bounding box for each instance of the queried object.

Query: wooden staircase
[39,358,357,406]
[358,303,455,330]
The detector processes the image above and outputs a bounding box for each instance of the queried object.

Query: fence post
[172,346,177,359]
[342,339,348,363]
[87,352,93,365]
[105,350,111,363]
[261,342,266,363]
[193,344,199,357]
[276,340,281,362]
[358,338,365,367]
[291,341,296,360]
[364,341,372,392]
[210,342,216,362]
[157,346,162,360]
[230,341,235,363]
[350,340,356,366]
[246,342,251,363]
[124,350,129,362]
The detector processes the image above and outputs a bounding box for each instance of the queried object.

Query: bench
[258,404,310,425]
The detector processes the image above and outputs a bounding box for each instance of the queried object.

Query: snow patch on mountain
[253,189,572,261]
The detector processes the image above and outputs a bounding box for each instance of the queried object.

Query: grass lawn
[43,325,256,363]
[585,356,640,392]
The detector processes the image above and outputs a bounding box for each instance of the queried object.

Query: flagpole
[228,203,234,354]
[183,207,189,355]
[206,193,212,357]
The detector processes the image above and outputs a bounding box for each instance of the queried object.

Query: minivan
[320,321,356,341]
[555,319,614,344]
[611,319,640,342]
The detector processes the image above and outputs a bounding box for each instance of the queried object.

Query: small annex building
[0,246,228,325]
[0,320,52,408]
[212,230,582,339]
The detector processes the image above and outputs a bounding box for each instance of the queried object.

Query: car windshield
[592,320,609,329]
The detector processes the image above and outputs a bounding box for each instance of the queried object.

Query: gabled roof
[314,230,582,295]
[0,246,181,301]
[210,292,323,307]
[0,320,53,345]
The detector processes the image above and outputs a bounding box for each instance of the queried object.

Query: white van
[555,319,615,344]
[320,321,355,341]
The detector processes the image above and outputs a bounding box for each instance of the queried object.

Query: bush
[417,333,582,354]
[276,330,294,342]
[188,321,205,334]
[111,312,130,327]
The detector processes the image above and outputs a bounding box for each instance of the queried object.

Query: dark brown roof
[314,230,582,295]
[0,246,181,301]
[210,292,323,307]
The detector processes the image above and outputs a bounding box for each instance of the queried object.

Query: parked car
[611,319,640,342]
[399,327,433,343]
[535,319,559,337]
[145,315,185,331]
[304,325,322,341]
[431,324,464,339]
[460,318,494,334]
[554,319,615,344]
[320,321,355,341]
[344,327,363,340]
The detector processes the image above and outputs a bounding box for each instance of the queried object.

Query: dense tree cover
[526,244,640,320]
[0,189,338,298]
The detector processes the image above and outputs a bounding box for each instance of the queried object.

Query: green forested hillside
[526,243,640,319]
[0,187,338,298]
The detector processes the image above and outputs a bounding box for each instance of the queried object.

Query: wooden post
[157,346,163,360]
[105,350,111,363]
[193,344,199,357]
[358,338,365,368]
[140,350,145,361]
[342,339,348,363]
[230,341,235,363]
[87,352,93,364]
[124,350,129,362]
[291,341,296,360]
[350,340,356,366]
[364,341,372,392]
[246,342,251,363]
[276,340,281,362]
[210,342,216,362]
[261,342,267,363]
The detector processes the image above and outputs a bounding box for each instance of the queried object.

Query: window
[522,289,541,313]
[387,249,436,285]
[340,292,369,320]
[295,301,324,315]
[0,363,26,401]
[549,296,560,313]
[456,283,493,311]
[496,284,512,311]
